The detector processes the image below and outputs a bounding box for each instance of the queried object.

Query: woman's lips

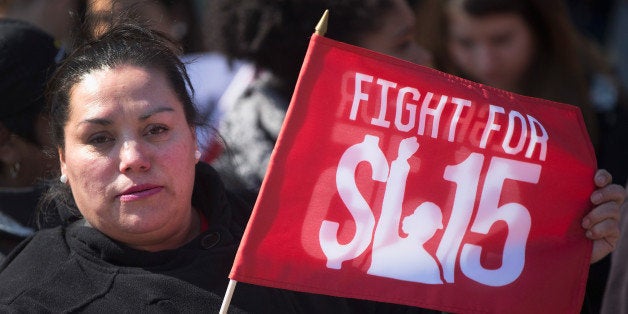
[118,185,163,202]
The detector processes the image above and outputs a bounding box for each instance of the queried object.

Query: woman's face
[59,64,199,251]
[445,4,536,91]
[358,0,433,67]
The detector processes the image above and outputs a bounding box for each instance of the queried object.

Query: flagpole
[219,279,237,314]
[315,9,329,36]
[219,10,330,314]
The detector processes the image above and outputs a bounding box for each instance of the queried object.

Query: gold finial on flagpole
[314,9,329,36]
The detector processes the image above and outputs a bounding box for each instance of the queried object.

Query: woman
[430,0,628,186]
[0,21,622,313]
[208,0,433,191]
[0,19,59,260]
[427,0,628,311]
[0,21,414,313]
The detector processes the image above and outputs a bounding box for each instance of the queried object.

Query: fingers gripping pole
[219,279,238,314]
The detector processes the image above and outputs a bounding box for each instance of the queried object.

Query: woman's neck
[124,208,202,253]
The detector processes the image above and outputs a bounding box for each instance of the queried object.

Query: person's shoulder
[0,227,69,302]
[0,226,68,268]
[0,226,68,269]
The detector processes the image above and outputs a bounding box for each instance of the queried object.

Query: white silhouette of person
[368,202,444,284]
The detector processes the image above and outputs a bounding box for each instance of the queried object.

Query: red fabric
[230,35,596,313]
[199,210,209,233]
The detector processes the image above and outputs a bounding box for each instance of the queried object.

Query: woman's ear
[191,126,201,162]
[58,147,67,176]
[190,126,197,141]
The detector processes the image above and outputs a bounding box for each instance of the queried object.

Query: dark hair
[0,19,58,146]
[86,0,206,54]
[47,22,200,149]
[206,0,393,96]
[153,0,206,53]
[40,21,201,227]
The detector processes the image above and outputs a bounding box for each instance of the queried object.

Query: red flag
[230,34,596,313]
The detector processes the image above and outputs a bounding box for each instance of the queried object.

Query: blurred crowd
[0,0,627,313]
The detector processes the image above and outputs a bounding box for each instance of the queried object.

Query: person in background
[0,19,60,261]
[86,0,205,53]
[208,0,433,192]
[0,0,85,57]
[432,0,628,183]
[421,0,628,311]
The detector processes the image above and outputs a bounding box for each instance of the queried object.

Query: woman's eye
[396,40,412,53]
[88,133,114,145]
[458,38,474,49]
[146,125,169,136]
[491,33,512,47]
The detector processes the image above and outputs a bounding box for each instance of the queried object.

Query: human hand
[584,169,625,264]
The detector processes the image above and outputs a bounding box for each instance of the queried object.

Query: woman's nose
[474,45,498,74]
[409,42,434,67]
[118,140,151,173]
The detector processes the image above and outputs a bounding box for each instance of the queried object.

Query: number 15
[437,153,541,286]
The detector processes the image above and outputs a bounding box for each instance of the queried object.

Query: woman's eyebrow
[80,118,111,126]
[395,25,413,38]
[139,106,175,121]
[78,107,176,126]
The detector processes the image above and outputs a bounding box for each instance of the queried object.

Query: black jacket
[0,163,431,313]
[0,185,41,261]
